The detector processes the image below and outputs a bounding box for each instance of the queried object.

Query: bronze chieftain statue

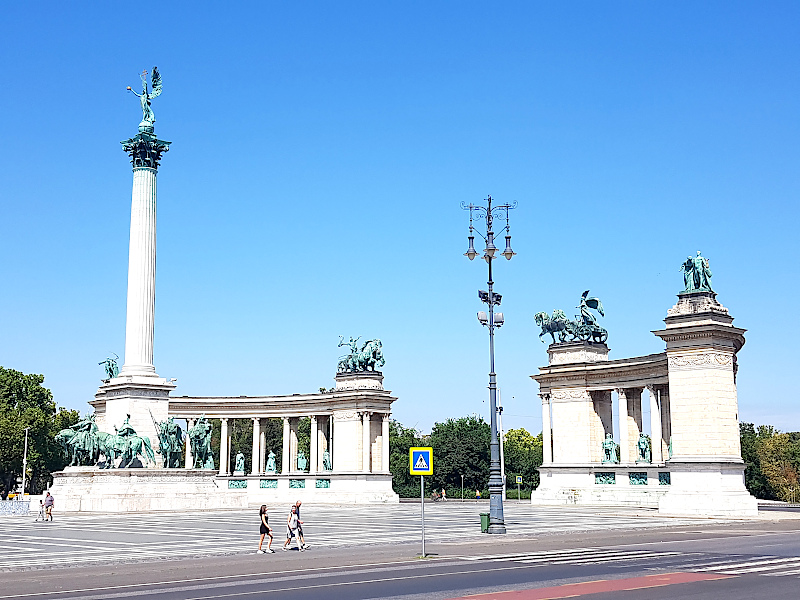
[188,415,215,469]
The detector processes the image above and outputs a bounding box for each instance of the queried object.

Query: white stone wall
[667,349,740,458]
[551,389,593,463]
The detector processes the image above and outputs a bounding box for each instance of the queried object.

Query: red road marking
[446,572,735,599]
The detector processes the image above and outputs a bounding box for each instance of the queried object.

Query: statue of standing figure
[156,416,184,468]
[637,433,652,464]
[680,251,713,293]
[127,67,163,129]
[322,449,332,471]
[296,451,308,472]
[601,433,619,464]
[188,415,214,469]
[234,452,245,474]
[265,451,277,473]
[99,354,119,380]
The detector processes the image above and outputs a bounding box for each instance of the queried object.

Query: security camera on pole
[461,195,517,534]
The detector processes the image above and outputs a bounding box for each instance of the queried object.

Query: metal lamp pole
[462,195,516,534]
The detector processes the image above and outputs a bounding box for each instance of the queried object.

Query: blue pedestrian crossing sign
[409,447,433,475]
[515,475,523,484]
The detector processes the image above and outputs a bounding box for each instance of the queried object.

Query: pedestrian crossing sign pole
[409,447,433,557]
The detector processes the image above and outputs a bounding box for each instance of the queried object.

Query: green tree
[429,415,490,497]
[388,419,422,497]
[0,367,79,497]
[503,428,543,494]
[757,432,800,503]
[741,422,773,499]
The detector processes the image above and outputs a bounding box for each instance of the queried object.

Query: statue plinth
[334,371,384,391]
[547,341,609,366]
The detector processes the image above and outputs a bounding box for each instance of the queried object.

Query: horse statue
[55,429,96,467]
[358,339,385,371]
[188,415,215,469]
[534,310,571,344]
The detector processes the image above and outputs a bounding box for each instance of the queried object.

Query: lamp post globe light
[461,195,516,534]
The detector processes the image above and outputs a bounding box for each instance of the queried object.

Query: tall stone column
[219,418,229,476]
[259,419,266,472]
[281,417,290,474]
[92,130,174,454]
[648,385,663,463]
[309,415,318,473]
[540,394,552,464]
[381,414,390,473]
[185,418,195,469]
[625,388,644,461]
[362,412,371,472]
[251,418,261,475]
[617,389,629,463]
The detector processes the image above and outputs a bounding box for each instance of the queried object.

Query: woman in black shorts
[257,505,274,553]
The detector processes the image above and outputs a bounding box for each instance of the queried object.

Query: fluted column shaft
[617,389,629,463]
[362,412,371,472]
[281,417,290,474]
[381,414,390,472]
[541,395,552,464]
[219,418,229,476]
[185,418,195,469]
[649,386,663,463]
[251,418,261,475]
[310,415,318,473]
[121,167,158,376]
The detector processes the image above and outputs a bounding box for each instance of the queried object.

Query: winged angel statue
[127,67,163,129]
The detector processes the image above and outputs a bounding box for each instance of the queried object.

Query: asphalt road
[2,506,800,599]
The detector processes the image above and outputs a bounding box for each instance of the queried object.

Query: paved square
[0,503,718,571]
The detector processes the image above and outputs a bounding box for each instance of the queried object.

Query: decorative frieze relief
[550,389,592,402]
[105,388,171,398]
[668,352,733,369]
[667,295,729,317]
[333,410,360,421]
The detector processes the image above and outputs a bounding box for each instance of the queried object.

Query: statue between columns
[636,433,652,464]
[265,451,277,473]
[601,433,619,464]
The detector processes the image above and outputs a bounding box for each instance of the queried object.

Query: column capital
[382,413,390,422]
[121,131,171,169]
[221,417,229,423]
[538,393,550,403]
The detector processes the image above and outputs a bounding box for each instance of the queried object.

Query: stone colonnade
[539,384,671,466]
[195,412,391,476]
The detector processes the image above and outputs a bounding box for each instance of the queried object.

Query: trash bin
[480,512,490,533]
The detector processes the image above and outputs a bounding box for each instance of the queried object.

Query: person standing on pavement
[282,505,303,551]
[257,505,274,554]
[43,492,54,521]
[294,500,309,549]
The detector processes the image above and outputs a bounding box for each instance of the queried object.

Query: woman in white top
[282,505,304,551]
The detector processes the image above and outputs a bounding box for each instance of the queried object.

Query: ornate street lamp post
[461,195,516,534]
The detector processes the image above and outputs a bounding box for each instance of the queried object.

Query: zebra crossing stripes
[462,547,800,578]
[462,547,687,565]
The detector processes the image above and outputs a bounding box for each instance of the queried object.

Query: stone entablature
[534,343,668,394]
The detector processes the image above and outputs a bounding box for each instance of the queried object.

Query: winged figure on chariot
[534,290,608,345]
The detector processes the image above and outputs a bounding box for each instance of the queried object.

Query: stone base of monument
[232,473,399,504]
[531,466,671,508]
[50,467,248,512]
[657,460,758,517]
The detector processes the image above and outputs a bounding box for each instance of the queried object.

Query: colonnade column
[281,417,290,474]
[362,411,371,472]
[310,415,318,473]
[617,389,629,463]
[185,418,195,469]
[381,414,390,472]
[540,395,552,464]
[251,418,261,475]
[259,419,266,472]
[219,418,229,476]
[648,385,663,463]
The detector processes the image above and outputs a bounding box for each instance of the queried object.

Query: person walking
[294,500,309,549]
[282,505,303,551]
[257,505,274,554]
[43,492,54,521]
[441,488,447,502]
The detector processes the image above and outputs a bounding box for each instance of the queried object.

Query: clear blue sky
[2,2,799,435]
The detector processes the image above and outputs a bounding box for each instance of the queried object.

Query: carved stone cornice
[668,351,734,369]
